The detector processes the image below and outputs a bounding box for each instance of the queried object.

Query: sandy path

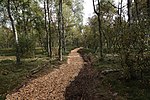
[6,48,84,100]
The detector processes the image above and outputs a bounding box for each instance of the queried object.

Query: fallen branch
[101,69,121,75]
[30,62,49,75]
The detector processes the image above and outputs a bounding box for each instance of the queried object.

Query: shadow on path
[64,49,106,100]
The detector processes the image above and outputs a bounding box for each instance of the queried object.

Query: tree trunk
[134,0,139,21]
[58,0,63,61]
[47,0,52,58]
[44,1,50,57]
[147,0,150,17]
[62,15,66,54]
[7,0,20,64]
[127,0,132,26]
[147,0,150,26]
[92,0,103,59]
[127,0,136,79]
[120,0,123,25]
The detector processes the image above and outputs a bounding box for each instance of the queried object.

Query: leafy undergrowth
[0,48,15,56]
[104,73,150,100]
[77,48,150,100]
[0,57,65,100]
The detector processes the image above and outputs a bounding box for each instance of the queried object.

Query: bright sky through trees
[83,0,127,25]
[83,0,93,24]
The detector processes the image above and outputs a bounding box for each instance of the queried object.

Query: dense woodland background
[0,0,150,99]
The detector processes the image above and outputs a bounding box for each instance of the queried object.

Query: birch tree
[7,0,20,64]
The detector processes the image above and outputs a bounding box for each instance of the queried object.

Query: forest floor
[6,48,84,100]
[5,48,150,100]
[5,48,118,100]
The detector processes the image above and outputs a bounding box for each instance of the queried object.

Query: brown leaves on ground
[6,48,84,100]
[6,48,118,100]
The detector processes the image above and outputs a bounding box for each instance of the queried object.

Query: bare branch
[108,1,126,9]
[92,0,99,15]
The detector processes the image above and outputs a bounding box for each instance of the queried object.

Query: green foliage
[0,27,14,49]
[0,0,84,59]
[19,35,36,58]
[0,59,14,64]
[0,48,15,56]
[0,54,60,98]
[82,0,150,80]
[83,48,150,100]
[0,0,85,98]
[102,71,150,100]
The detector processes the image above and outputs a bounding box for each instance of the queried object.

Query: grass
[80,48,150,100]
[0,48,15,56]
[0,58,57,99]
[0,47,69,99]
[97,57,150,100]
[102,72,150,100]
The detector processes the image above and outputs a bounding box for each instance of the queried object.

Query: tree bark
[47,0,52,58]
[127,0,132,26]
[120,0,123,25]
[58,0,63,61]
[62,14,66,54]
[147,0,150,17]
[44,1,51,57]
[92,0,103,59]
[134,0,139,21]
[7,0,20,64]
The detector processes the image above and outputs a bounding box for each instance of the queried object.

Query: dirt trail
[6,48,84,100]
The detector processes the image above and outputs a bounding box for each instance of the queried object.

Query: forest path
[6,48,84,100]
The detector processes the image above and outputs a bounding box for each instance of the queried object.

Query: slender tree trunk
[127,0,135,79]
[147,0,150,42]
[22,1,29,53]
[47,0,52,58]
[127,0,132,26]
[120,0,123,25]
[7,0,20,64]
[93,0,103,59]
[147,0,150,17]
[44,1,50,57]
[58,0,63,61]
[62,15,66,54]
[147,0,150,26]
[134,0,139,21]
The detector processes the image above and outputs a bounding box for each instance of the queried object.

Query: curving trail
[6,48,84,100]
